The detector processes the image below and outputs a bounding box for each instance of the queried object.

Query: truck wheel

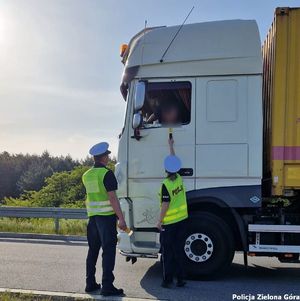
[183,212,235,279]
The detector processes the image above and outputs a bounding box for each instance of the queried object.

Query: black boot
[101,285,124,296]
[161,280,173,288]
[176,280,186,287]
[85,282,101,293]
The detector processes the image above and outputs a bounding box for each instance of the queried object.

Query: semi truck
[115,7,300,278]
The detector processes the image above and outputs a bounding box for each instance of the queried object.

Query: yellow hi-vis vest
[82,167,115,217]
[159,174,188,225]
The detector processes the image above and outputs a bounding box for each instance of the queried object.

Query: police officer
[82,142,127,296]
[157,138,188,288]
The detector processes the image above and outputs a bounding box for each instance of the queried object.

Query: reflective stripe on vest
[86,200,113,214]
[159,174,188,225]
[82,167,115,217]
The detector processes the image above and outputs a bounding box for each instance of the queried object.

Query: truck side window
[141,82,191,128]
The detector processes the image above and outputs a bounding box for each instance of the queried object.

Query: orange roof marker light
[120,44,128,57]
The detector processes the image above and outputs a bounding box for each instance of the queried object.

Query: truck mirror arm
[131,128,143,141]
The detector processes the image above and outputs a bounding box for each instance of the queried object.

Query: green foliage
[1,151,117,209]
[0,151,81,200]
[17,160,53,192]
[4,166,90,208]
[0,152,117,237]
[35,166,89,207]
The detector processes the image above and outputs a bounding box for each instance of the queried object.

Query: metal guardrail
[0,206,87,234]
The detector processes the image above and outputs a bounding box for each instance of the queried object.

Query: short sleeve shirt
[161,184,171,202]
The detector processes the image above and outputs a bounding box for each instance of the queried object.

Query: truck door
[195,76,261,191]
[128,79,196,228]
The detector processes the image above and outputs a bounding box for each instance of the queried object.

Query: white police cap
[89,142,111,156]
[164,155,181,173]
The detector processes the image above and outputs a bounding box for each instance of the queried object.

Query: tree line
[0,151,115,208]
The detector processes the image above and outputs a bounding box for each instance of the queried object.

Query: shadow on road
[228,262,300,282]
[140,259,300,301]
[140,261,205,301]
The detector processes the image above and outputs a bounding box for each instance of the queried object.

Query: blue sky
[0,0,299,159]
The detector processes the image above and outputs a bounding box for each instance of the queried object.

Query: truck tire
[183,212,235,279]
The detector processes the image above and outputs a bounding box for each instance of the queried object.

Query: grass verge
[0,218,87,236]
[0,292,54,301]
[0,291,95,301]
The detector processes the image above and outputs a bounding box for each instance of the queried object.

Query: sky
[0,0,299,159]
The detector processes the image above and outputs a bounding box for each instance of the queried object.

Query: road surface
[1,238,300,301]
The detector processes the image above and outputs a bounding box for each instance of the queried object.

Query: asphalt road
[1,238,300,301]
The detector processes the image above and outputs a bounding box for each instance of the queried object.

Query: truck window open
[140,81,191,128]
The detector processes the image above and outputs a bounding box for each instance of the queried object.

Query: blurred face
[162,106,179,124]
[148,98,157,109]
[94,153,110,166]
[101,154,109,166]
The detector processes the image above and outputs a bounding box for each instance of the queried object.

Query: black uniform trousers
[86,214,117,289]
[160,218,187,282]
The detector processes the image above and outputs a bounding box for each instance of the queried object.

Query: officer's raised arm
[168,137,175,155]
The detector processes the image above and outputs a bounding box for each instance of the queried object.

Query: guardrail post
[54,218,59,234]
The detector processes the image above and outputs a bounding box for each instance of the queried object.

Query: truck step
[249,244,300,253]
[134,241,159,248]
[248,224,300,253]
[249,224,300,233]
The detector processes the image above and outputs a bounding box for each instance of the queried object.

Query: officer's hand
[156,221,162,231]
[118,218,127,231]
[168,138,174,146]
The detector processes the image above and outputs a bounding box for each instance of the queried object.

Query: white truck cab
[115,19,263,277]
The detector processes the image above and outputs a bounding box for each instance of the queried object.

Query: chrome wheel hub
[184,233,214,262]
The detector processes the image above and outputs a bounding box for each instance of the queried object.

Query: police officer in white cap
[82,142,127,296]
[157,138,188,288]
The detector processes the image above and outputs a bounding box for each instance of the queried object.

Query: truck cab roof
[123,20,262,78]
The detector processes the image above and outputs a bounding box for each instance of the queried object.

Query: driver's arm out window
[141,82,191,128]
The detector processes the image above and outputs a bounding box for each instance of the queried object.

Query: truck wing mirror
[132,113,142,129]
[134,81,146,112]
